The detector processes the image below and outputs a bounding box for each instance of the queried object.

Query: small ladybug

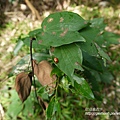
[54,57,59,63]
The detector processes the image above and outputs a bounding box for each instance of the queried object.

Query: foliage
[8,11,119,119]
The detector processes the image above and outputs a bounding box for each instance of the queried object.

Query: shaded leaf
[99,71,114,83]
[53,99,61,114]
[46,98,55,119]
[83,51,104,72]
[73,75,94,99]
[7,90,23,119]
[51,66,63,78]
[78,26,99,56]
[15,72,32,102]
[7,99,23,119]
[95,43,111,61]
[37,86,49,100]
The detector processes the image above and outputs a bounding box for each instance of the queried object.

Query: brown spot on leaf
[75,62,79,66]
[43,25,46,30]
[52,31,56,35]
[42,32,44,36]
[47,18,53,23]
[60,28,68,37]
[84,21,88,24]
[38,40,42,44]
[60,17,64,22]
[15,72,32,102]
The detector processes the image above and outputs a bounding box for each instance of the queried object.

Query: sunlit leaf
[36,11,87,47]
[14,40,24,55]
[53,43,83,84]
[60,76,70,93]
[42,11,88,32]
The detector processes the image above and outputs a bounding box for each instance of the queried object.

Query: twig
[30,38,46,114]
[30,38,38,101]
[25,0,41,20]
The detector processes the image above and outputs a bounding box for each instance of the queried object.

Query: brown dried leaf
[15,72,32,102]
[33,60,56,91]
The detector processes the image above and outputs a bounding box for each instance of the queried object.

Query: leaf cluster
[11,11,119,119]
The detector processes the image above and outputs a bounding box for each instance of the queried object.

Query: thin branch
[30,38,38,100]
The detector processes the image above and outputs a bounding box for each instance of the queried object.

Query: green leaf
[23,37,45,49]
[53,99,61,114]
[36,11,87,47]
[12,54,30,74]
[42,11,88,32]
[103,31,120,45]
[37,30,85,47]
[12,53,49,74]
[90,18,106,31]
[46,98,55,119]
[51,66,63,77]
[33,53,50,62]
[29,28,42,37]
[95,43,111,61]
[95,31,120,48]
[37,86,49,100]
[83,51,104,72]
[22,97,34,116]
[13,40,24,55]
[99,71,114,83]
[73,75,94,99]
[7,90,23,119]
[53,43,83,84]
[60,76,70,93]
[78,27,99,56]
[84,70,100,91]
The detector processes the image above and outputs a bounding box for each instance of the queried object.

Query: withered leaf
[15,72,32,102]
[33,60,56,92]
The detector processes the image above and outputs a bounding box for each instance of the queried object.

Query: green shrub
[9,11,119,119]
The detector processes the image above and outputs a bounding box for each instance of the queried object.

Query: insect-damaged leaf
[15,72,32,102]
[36,11,87,47]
